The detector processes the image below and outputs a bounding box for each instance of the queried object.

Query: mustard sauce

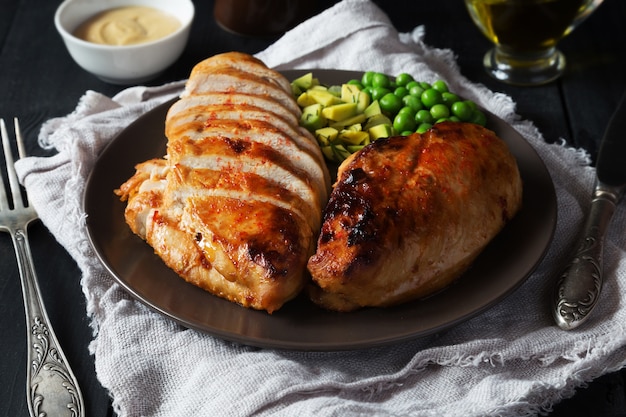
[73,6,180,46]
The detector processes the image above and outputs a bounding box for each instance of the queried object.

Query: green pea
[415,109,434,124]
[393,86,409,98]
[430,104,450,120]
[416,123,433,133]
[371,87,391,101]
[409,84,426,98]
[419,81,431,89]
[451,101,473,121]
[372,73,392,89]
[420,88,443,108]
[347,79,364,89]
[464,100,478,112]
[400,131,414,136]
[398,106,416,119]
[395,73,414,87]
[470,109,487,126]
[379,92,404,115]
[442,92,460,107]
[393,112,417,133]
[406,81,420,90]
[432,80,449,93]
[361,71,375,87]
[402,95,424,112]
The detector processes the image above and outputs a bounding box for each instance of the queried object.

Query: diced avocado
[356,91,371,113]
[291,84,303,96]
[300,103,327,131]
[363,100,382,118]
[344,123,362,132]
[329,113,367,130]
[322,102,358,121]
[328,85,342,97]
[364,113,393,130]
[338,130,370,145]
[320,144,351,162]
[291,72,317,90]
[315,127,339,145]
[341,83,362,103]
[320,145,335,161]
[369,123,394,140]
[347,144,365,153]
[296,92,317,107]
[307,89,341,107]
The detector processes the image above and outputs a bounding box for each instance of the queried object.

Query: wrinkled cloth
[16,0,626,416]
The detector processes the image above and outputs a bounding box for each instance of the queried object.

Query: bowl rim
[54,0,195,50]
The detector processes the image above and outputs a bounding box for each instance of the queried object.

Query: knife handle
[553,181,622,330]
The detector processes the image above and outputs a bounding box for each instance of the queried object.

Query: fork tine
[0,119,10,211]
[0,117,24,209]
[14,118,27,160]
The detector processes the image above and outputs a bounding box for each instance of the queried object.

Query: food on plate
[291,71,487,162]
[307,121,523,312]
[115,52,331,313]
[115,55,523,315]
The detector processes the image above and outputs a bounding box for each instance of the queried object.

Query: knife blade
[553,91,626,330]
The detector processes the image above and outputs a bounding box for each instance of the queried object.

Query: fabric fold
[14,0,626,416]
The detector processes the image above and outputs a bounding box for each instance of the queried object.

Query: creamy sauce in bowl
[73,6,181,46]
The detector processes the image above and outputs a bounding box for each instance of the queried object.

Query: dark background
[1,0,625,416]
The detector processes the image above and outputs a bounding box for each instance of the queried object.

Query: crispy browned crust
[307,122,523,311]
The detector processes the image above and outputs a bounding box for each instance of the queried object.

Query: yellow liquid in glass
[465,0,590,53]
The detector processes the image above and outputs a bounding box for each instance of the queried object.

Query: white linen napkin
[16,0,626,415]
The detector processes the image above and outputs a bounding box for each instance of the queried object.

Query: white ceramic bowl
[55,0,194,85]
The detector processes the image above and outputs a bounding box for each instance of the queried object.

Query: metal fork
[1,118,85,417]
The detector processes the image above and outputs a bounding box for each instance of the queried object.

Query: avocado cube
[322,102,358,121]
[364,100,382,118]
[300,103,327,131]
[315,127,339,145]
[369,123,394,140]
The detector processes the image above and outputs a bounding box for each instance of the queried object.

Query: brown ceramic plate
[83,70,557,351]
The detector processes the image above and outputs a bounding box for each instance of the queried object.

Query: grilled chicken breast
[307,122,523,312]
[116,52,331,313]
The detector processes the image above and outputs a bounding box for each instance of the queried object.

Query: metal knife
[553,91,626,330]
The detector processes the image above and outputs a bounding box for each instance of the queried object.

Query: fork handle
[13,227,85,417]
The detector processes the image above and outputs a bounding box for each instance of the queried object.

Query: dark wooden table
[1,1,625,416]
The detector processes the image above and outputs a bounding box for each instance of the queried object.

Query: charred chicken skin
[307,122,523,311]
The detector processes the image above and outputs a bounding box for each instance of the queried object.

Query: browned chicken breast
[307,122,523,312]
[116,52,331,313]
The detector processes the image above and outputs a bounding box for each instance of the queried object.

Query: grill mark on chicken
[167,102,323,162]
[168,93,303,130]
[166,118,329,202]
[182,66,301,116]
[186,51,293,94]
[169,137,324,221]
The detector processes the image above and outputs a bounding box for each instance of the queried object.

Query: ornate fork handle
[553,181,624,330]
[13,225,85,417]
